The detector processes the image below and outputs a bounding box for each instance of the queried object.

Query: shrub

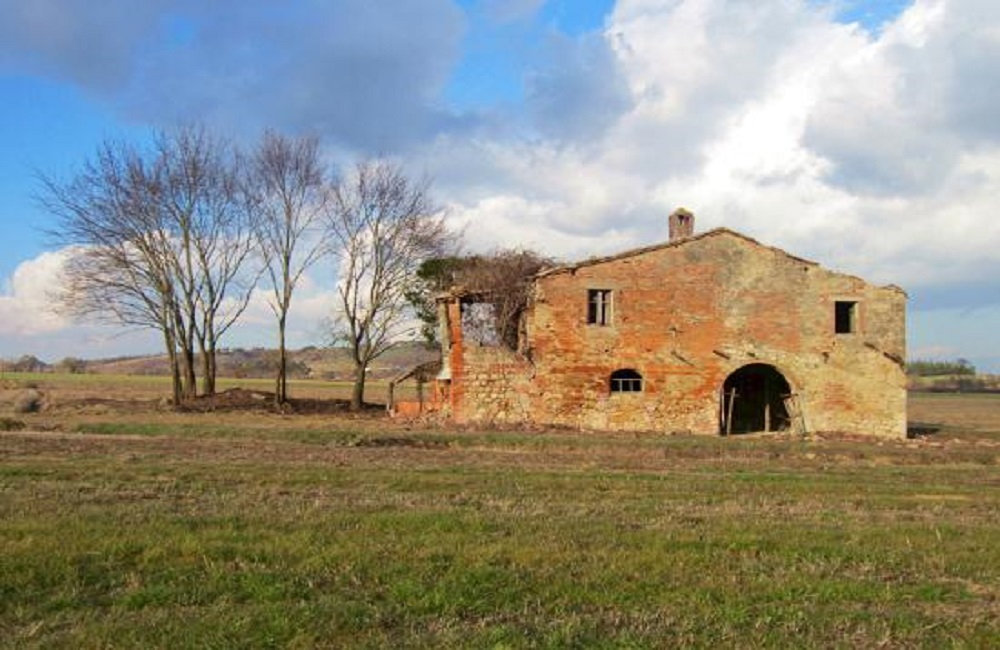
[13,389,43,414]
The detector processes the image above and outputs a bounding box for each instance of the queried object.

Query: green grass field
[1,377,998,647]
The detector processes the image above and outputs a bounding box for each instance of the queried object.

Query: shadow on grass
[907,421,942,438]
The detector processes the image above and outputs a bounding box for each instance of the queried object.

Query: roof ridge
[532,227,904,294]
[535,227,812,277]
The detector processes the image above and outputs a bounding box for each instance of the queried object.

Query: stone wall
[442,301,533,425]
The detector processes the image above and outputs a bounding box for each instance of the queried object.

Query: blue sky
[1,0,999,372]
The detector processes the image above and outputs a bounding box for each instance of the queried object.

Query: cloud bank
[1,0,998,368]
[0,249,161,361]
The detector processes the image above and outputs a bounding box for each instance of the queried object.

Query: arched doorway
[720,364,792,435]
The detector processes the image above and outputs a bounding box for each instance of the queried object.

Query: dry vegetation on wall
[408,249,553,350]
[1,375,999,647]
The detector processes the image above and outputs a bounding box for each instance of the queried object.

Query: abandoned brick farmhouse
[395,209,907,437]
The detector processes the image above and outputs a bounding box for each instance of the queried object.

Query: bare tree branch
[248,130,330,404]
[326,159,457,410]
[40,126,257,402]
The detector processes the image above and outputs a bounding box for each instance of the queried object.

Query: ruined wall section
[791,269,907,437]
[443,301,534,425]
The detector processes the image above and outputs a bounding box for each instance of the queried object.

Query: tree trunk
[181,346,197,401]
[275,314,288,406]
[200,339,217,396]
[163,328,182,406]
[207,351,216,395]
[200,350,214,396]
[350,362,366,411]
[196,325,217,397]
[172,306,198,401]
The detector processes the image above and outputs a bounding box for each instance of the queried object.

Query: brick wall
[444,230,907,437]
[443,301,533,424]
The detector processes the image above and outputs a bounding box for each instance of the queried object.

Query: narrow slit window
[587,289,612,326]
[835,301,858,334]
[610,368,643,393]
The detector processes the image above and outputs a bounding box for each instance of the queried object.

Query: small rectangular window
[587,289,612,325]
[835,301,858,334]
[610,369,643,392]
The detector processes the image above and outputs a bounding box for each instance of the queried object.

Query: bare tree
[248,131,329,405]
[326,159,455,410]
[42,126,256,402]
[155,127,257,396]
[43,138,191,403]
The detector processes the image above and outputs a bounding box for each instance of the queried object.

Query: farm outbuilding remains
[392,209,907,437]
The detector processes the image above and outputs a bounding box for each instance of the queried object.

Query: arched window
[610,368,643,393]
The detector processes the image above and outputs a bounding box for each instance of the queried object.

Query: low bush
[12,389,43,414]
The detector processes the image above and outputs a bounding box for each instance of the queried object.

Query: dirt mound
[177,388,384,415]
[178,388,273,412]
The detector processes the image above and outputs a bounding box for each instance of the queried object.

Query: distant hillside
[18,343,440,381]
[287,344,440,380]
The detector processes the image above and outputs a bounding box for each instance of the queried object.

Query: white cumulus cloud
[0,249,71,336]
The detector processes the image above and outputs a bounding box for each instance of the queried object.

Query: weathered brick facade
[435,216,907,437]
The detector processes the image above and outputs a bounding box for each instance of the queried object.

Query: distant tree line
[2,350,313,380]
[2,355,49,374]
[225,348,311,380]
[907,358,999,393]
[906,359,976,377]
[40,125,456,409]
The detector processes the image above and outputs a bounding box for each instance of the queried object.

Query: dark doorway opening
[720,364,792,435]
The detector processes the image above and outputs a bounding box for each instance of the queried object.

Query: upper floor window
[835,300,858,334]
[610,368,643,393]
[587,289,612,326]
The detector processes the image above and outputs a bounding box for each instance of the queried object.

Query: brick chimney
[669,208,694,241]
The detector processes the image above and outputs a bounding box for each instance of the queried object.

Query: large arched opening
[720,364,792,435]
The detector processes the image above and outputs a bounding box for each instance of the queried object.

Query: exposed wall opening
[610,368,643,393]
[834,300,858,334]
[720,364,792,435]
[461,300,500,346]
[587,289,612,326]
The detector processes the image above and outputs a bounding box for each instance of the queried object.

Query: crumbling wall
[443,300,533,425]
